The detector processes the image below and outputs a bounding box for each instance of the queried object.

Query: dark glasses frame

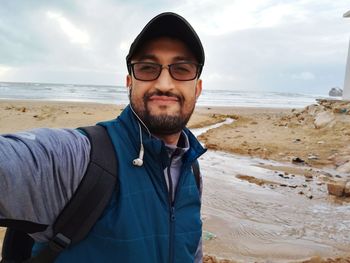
[128,62,203,81]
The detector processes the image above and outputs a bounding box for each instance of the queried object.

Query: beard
[131,90,195,135]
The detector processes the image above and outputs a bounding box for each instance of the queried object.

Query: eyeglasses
[128,62,202,81]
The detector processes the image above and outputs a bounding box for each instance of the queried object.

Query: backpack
[0,125,201,263]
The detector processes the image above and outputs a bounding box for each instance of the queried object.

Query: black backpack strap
[191,160,201,191]
[26,125,118,263]
[0,220,48,263]
[1,229,34,263]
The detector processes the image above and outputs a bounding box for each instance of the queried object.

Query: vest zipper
[167,153,176,263]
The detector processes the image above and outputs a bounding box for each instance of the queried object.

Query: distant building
[343,10,350,100]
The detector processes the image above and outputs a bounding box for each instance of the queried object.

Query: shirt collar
[165,131,190,158]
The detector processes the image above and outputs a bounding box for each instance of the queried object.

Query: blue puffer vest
[35,105,206,263]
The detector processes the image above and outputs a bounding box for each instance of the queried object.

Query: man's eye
[139,65,157,72]
[176,67,189,72]
[173,64,192,74]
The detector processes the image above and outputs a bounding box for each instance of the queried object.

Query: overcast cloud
[0,0,349,94]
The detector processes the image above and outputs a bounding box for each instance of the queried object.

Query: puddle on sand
[191,120,350,262]
[191,118,234,138]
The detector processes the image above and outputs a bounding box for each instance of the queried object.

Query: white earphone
[128,85,144,166]
[132,144,144,166]
[130,110,149,167]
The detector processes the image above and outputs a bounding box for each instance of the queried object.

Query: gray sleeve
[0,128,90,241]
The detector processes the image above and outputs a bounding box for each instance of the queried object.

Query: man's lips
[148,95,179,102]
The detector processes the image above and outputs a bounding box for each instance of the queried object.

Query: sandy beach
[0,99,349,262]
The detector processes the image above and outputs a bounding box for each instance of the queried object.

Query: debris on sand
[327,180,350,197]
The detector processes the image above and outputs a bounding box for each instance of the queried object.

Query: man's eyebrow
[135,54,158,61]
[134,55,196,62]
[172,56,195,62]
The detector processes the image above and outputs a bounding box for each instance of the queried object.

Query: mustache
[144,90,184,104]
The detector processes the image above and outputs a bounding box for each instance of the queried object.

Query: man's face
[126,37,202,135]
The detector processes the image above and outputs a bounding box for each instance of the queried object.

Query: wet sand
[198,151,350,263]
[0,100,349,262]
[196,100,350,263]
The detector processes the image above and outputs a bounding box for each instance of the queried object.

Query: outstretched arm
[0,128,90,241]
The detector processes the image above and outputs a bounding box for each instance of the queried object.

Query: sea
[0,81,336,108]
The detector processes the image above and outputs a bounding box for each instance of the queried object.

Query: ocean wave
[0,81,330,108]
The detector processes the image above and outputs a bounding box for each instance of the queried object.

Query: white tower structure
[343,10,350,100]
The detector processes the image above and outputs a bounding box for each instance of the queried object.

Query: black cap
[126,12,205,76]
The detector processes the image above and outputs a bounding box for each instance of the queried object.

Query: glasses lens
[133,63,160,81]
[170,63,198,80]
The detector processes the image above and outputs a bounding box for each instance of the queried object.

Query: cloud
[0,0,348,92]
[177,0,309,35]
[0,65,13,78]
[291,72,316,80]
[46,11,90,46]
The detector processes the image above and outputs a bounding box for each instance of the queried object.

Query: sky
[0,0,349,94]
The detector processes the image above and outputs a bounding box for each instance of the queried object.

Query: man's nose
[154,67,175,91]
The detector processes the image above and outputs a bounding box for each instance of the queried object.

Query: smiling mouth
[149,95,179,102]
[144,91,184,108]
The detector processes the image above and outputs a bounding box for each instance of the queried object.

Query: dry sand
[198,100,350,172]
[0,100,227,133]
[0,99,349,262]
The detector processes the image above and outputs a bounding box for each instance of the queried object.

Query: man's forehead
[131,37,196,62]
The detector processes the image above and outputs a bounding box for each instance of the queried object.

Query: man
[0,12,206,262]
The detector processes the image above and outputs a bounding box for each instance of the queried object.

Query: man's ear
[126,75,133,99]
[126,74,132,88]
[195,79,202,100]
